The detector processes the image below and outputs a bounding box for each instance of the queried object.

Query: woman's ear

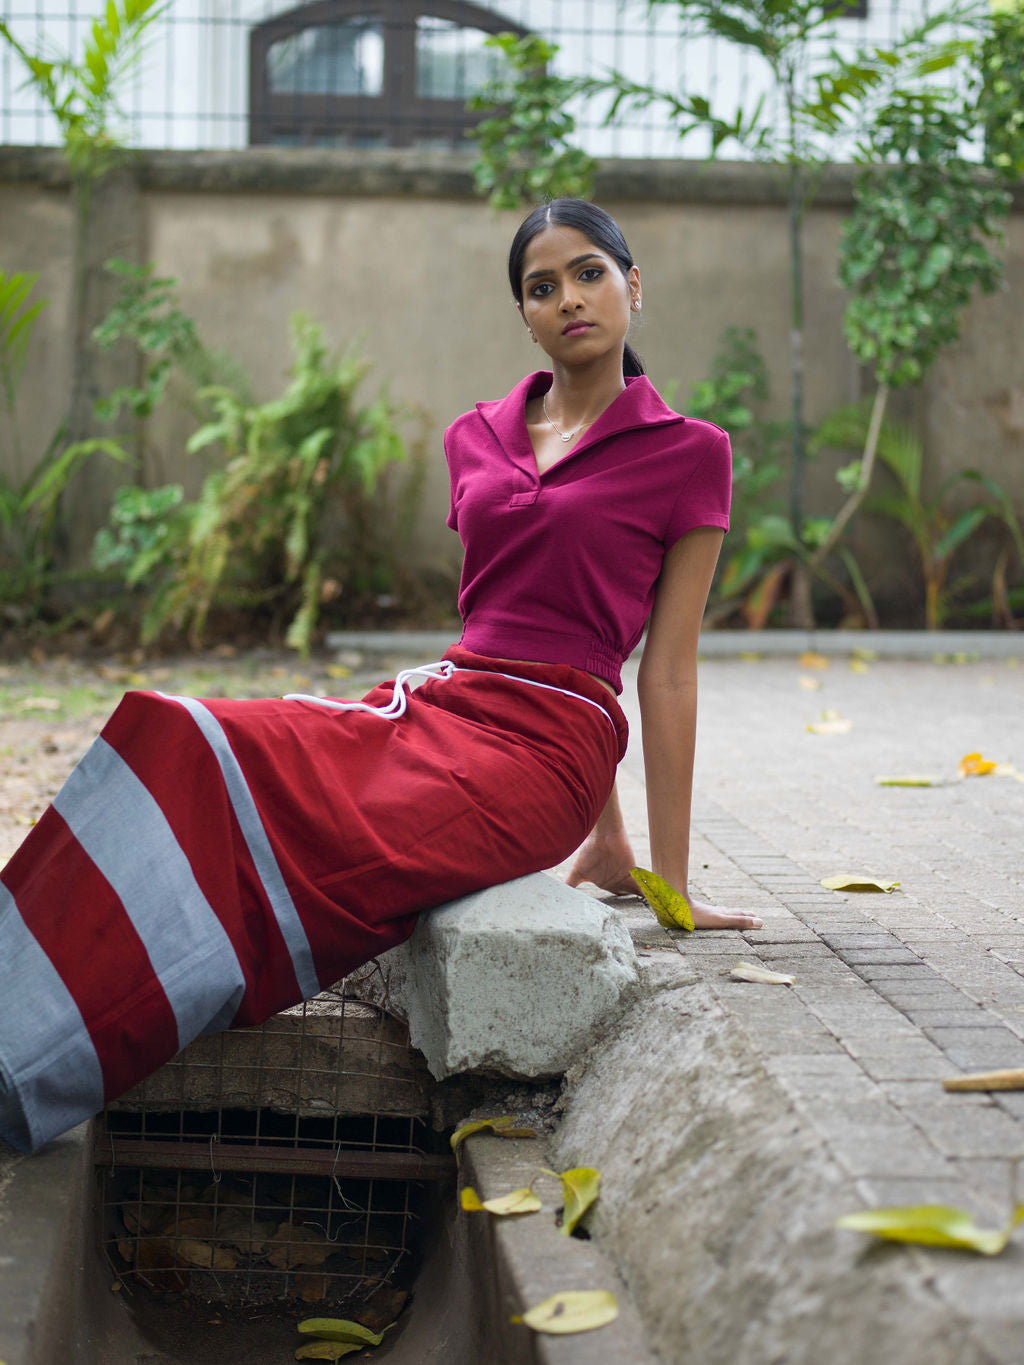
[514,298,537,342]
[629,266,642,310]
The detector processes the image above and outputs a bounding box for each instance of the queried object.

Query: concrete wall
[1,147,1022,598]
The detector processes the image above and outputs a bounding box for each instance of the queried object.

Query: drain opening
[94,990,453,1330]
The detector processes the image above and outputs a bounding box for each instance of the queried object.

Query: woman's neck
[544,356,627,428]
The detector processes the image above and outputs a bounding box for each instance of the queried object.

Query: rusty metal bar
[96,1135,454,1181]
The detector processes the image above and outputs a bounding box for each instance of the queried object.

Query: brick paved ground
[591,652,1024,1224]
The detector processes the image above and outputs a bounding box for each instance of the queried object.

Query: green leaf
[630,867,695,932]
[539,1166,601,1236]
[837,1203,1024,1255]
[297,1319,384,1347]
[821,873,900,892]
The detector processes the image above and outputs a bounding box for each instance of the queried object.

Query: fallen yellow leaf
[849,658,870,674]
[297,1318,384,1347]
[460,1183,541,1216]
[958,751,998,777]
[540,1167,601,1237]
[450,1116,536,1152]
[483,1188,544,1217]
[800,651,830,670]
[836,1204,1024,1255]
[519,1290,619,1334]
[630,867,694,931]
[798,674,822,691]
[820,874,900,893]
[992,763,1024,782]
[326,664,352,679]
[729,961,795,986]
[806,709,852,735]
[875,775,947,787]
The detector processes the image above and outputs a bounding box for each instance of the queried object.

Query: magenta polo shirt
[444,370,731,694]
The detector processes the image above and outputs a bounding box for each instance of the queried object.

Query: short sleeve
[443,428,459,531]
[663,430,732,546]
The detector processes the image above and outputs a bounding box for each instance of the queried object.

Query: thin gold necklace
[542,394,599,444]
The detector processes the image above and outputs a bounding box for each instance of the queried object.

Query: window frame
[249,0,529,148]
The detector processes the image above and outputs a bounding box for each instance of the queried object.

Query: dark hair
[507,199,645,378]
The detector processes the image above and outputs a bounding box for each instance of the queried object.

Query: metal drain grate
[94,988,453,1311]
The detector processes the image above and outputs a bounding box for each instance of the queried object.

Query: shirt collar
[475,371,685,460]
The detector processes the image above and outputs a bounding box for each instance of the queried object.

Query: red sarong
[0,647,626,1152]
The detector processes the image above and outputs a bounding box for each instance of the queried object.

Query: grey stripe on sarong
[53,736,246,1045]
[0,880,105,1151]
[163,695,320,1001]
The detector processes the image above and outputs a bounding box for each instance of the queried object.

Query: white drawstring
[284,660,455,717]
[284,658,617,732]
[450,666,617,731]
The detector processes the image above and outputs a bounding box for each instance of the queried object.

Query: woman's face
[517,224,640,368]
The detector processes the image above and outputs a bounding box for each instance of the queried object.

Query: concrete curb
[459,1132,658,1365]
[0,1123,95,1365]
[325,628,1024,660]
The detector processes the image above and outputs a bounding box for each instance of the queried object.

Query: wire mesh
[96,988,452,1313]
[0,0,977,159]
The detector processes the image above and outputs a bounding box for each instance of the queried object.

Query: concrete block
[351,874,641,1081]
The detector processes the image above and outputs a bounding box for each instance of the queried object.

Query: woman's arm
[638,527,762,929]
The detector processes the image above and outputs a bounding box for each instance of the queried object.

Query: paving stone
[839,948,926,965]
[878,1079,992,1108]
[904,1007,1004,1027]
[902,1105,1024,1158]
[853,963,936,980]
[824,1125,950,1178]
[924,1028,1024,1070]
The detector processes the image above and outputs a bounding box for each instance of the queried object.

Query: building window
[250,0,527,149]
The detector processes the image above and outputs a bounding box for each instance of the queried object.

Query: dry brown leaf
[800,651,830,670]
[353,1286,407,1334]
[267,1223,338,1269]
[943,1068,1024,1092]
[174,1237,238,1270]
[295,1273,329,1303]
[213,1208,275,1255]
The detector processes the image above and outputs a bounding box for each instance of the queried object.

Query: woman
[0,200,760,1155]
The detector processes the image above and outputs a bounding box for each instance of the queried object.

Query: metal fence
[0,0,978,159]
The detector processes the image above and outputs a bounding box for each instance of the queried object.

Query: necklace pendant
[560,432,573,442]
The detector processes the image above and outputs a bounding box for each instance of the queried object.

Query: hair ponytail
[623,342,645,378]
[508,199,645,378]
